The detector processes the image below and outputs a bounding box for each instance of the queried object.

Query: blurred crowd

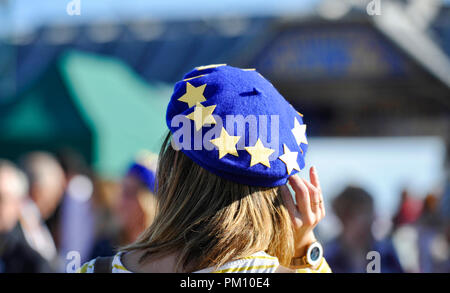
[0,149,448,273]
[0,150,158,273]
[324,184,450,273]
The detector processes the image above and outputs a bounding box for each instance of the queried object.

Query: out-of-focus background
[0,0,449,273]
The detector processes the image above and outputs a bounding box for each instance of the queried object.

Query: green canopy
[0,50,172,178]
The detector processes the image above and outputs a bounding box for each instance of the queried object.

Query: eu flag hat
[166,64,308,187]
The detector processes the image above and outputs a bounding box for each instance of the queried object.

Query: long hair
[122,133,294,272]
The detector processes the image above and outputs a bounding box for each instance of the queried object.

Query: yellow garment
[78,251,332,273]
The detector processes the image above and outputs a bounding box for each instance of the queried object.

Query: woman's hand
[280,166,325,258]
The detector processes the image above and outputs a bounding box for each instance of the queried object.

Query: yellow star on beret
[178,82,207,108]
[278,144,301,175]
[245,139,275,168]
[210,127,241,159]
[292,118,308,146]
[186,103,217,131]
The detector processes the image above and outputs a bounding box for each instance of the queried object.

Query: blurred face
[0,169,22,233]
[24,154,66,220]
[342,208,374,243]
[31,180,64,220]
[116,175,146,236]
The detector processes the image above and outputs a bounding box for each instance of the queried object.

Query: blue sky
[3,0,318,34]
[3,0,450,35]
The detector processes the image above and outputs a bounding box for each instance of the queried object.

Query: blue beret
[166,64,308,187]
[127,162,157,193]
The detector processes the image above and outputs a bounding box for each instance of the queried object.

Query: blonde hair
[122,133,294,272]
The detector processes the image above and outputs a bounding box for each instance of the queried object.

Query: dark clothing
[0,224,53,273]
[325,237,404,273]
[89,237,116,259]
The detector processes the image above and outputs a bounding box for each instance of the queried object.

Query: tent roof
[59,50,171,177]
[0,50,172,178]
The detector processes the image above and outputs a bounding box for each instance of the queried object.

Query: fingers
[310,166,325,218]
[301,178,321,218]
[310,166,321,191]
[288,175,314,226]
[286,167,326,229]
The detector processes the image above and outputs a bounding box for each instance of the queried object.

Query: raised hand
[280,166,325,258]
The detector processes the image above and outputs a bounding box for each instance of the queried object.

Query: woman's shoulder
[78,252,131,273]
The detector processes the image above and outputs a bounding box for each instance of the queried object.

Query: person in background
[19,152,65,269]
[56,150,96,267]
[416,191,449,273]
[21,152,66,223]
[117,151,158,244]
[0,160,53,273]
[392,189,423,230]
[325,186,403,273]
[89,151,158,259]
[390,189,423,272]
